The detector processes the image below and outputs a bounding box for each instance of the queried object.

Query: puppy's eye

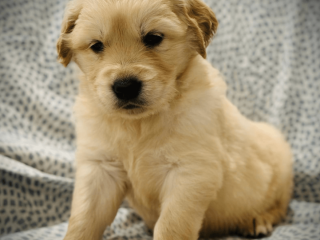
[90,41,104,53]
[143,32,164,48]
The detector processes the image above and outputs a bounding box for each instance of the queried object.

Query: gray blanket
[0,0,319,239]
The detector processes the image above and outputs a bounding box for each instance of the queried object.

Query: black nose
[112,77,142,101]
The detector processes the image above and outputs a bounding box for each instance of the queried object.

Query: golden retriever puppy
[57,0,293,239]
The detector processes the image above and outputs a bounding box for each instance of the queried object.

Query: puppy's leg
[239,170,292,238]
[240,197,290,238]
[154,163,222,240]
[64,158,127,240]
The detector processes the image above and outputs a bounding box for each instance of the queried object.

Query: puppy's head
[57,0,218,118]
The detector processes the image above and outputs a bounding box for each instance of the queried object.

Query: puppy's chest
[117,144,176,208]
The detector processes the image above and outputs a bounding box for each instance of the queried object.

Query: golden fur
[57,0,293,239]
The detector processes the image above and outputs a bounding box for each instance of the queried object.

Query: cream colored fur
[57,0,293,239]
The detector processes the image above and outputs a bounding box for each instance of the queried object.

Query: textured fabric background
[0,0,319,239]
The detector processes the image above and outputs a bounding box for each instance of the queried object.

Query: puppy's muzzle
[112,77,143,109]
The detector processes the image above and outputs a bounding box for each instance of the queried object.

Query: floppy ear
[173,0,218,58]
[57,0,83,67]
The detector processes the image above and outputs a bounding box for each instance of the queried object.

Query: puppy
[57,0,293,239]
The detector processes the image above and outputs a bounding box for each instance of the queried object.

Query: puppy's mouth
[123,104,141,110]
[118,100,146,110]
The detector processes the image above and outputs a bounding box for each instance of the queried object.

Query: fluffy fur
[57,0,293,239]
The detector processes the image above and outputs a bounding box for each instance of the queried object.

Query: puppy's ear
[57,0,83,67]
[173,0,218,58]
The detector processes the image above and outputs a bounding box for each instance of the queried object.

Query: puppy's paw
[240,215,273,238]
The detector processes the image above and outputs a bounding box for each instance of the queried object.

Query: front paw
[154,221,198,240]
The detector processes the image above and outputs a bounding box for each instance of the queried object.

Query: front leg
[154,160,223,240]
[64,154,127,240]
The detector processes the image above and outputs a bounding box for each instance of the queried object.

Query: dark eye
[143,32,164,48]
[90,41,104,53]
